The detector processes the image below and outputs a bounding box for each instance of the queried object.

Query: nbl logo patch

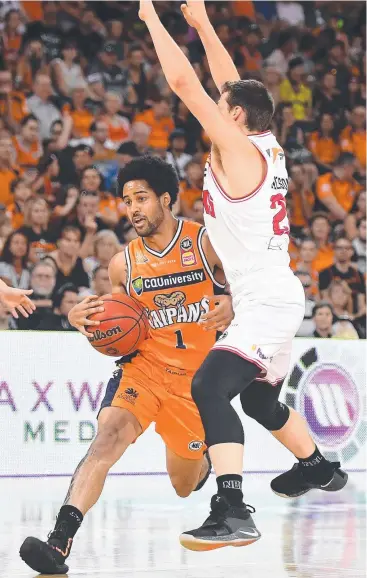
[180,236,197,267]
[132,277,143,296]
[188,440,203,451]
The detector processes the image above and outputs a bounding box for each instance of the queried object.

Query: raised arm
[181,0,240,91]
[138,1,258,165]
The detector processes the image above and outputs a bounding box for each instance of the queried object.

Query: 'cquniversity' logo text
[285,347,366,463]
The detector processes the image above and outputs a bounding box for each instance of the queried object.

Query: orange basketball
[87,294,150,357]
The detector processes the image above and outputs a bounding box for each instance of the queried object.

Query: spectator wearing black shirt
[22,2,64,63]
[37,282,78,331]
[43,226,89,293]
[313,70,343,120]
[18,197,57,263]
[126,43,149,111]
[319,237,366,320]
[323,41,351,93]
[87,41,131,102]
[58,144,94,187]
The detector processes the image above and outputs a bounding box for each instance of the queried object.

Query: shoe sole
[271,471,348,499]
[19,537,69,575]
[179,533,261,552]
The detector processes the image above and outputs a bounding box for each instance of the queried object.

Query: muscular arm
[138,1,259,171]
[181,1,240,91]
[108,251,128,294]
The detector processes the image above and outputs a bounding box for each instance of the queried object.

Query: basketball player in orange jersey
[138,0,347,552]
[0,279,35,318]
[20,155,234,575]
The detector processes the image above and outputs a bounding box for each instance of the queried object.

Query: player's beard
[132,206,165,237]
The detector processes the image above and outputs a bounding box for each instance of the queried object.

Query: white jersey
[203,130,291,294]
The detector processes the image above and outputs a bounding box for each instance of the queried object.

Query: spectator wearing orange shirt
[0,134,20,207]
[2,10,23,60]
[310,212,335,272]
[0,69,29,132]
[316,153,362,221]
[293,238,320,299]
[80,167,118,228]
[12,114,43,172]
[179,160,203,220]
[344,190,366,241]
[340,106,366,175]
[135,94,174,151]
[70,120,117,162]
[100,92,130,147]
[288,163,315,234]
[239,24,263,74]
[6,179,32,230]
[308,113,340,170]
[63,87,95,140]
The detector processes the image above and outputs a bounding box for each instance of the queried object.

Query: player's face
[123,179,168,237]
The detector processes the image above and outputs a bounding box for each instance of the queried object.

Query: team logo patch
[132,276,143,296]
[180,236,197,267]
[286,346,366,463]
[117,387,139,405]
[188,440,204,451]
[154,291,186,308]
[135,250,148,264]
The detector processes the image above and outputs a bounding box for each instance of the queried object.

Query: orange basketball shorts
[99,353,206,460]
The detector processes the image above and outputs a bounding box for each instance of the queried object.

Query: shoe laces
[47,521,69,547]
[206,495,256,525]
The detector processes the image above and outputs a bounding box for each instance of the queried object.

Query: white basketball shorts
[213,269,305,385]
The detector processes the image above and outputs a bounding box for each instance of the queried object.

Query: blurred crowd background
[0,0,365,338]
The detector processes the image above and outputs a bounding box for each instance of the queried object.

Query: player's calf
[166,449,211,498]
[20,407,141,574]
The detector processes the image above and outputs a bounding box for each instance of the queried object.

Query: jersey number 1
[174,330,187,349]
[270,193,290,235]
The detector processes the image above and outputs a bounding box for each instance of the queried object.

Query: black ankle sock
[216,474,243,506]
[297,446,334,484]
[53,505,84,540]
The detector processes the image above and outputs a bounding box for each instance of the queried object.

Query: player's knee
[243,400,290,431]
[191,367,221,409]
[90,425,121,461]
[170,476,194,498]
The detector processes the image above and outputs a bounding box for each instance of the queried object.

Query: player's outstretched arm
[181,0,240,91]
[0,279,35,319]
[138,0,254,159]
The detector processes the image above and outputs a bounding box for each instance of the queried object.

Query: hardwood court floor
[1,472,365,578]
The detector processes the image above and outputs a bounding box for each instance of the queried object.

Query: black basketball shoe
[194,450,212,492]
[19,522,72,574]
[180,494,261,551]
[271,462,348,498]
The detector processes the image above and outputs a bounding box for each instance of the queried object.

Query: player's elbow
[169,75,191,97]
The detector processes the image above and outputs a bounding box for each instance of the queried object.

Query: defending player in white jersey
[139,0,348,551]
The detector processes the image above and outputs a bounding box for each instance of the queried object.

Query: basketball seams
[88,294,149,356]
[92,316,139,349]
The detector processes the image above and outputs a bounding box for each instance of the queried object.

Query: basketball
[86,294,150,357]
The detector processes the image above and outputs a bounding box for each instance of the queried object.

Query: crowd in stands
[0,1,365,338]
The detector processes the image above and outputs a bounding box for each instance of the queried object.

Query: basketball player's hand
[181,1,208,30]
[199,294,234,332]
[68,295,105,338]
[0,286,35,318]
[139,0,156,22]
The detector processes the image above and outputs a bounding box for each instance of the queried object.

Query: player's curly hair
[117,155,179,208]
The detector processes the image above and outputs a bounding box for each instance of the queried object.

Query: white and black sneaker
[179,494,261,551]
[271,462,348,498]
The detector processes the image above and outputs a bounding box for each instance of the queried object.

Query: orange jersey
[6,203,24,229]
[290,186,315,228]
[316,172,362,214]
[340,126,366,167]
[308,132,340,164]
[63,104,95,139]
[101,114,130,144]
[0,92,29,125]
[12,136,42,170]
[125,220,224,372]
[134,109,174,150]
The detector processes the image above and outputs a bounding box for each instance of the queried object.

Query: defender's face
[122,179,167,237]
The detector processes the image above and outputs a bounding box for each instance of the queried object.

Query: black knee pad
[240,379,290,431]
